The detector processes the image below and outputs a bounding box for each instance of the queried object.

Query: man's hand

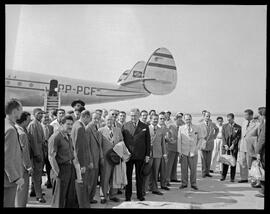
[145,156,150,163]
[229,144,234,151]
[15,178,24,190]
[179,154,184,163]
[81,166,86,174]
[256,154,261,160]
[89,162,94,169]
[163,154,168,162]
[27,167,33,175]
[224,145,229,151]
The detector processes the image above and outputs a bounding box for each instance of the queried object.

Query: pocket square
[142,129,146,131]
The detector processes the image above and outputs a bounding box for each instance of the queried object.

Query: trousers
[166,151,178,182]
[15,169,30,207]
[210,139,223,172]
[200,150,213,176]
[181,154,198,186]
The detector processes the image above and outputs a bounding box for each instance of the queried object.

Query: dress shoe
[230,179,235,182]
[210,170,214,173]
[100,198,107,204]
[179,185,188,189]
[206,174,212,177]
[37,197,46,203]
[238,180,248,183]
[220,177,226,181]
[110,197,120,202]
[46,182,52,189]
[161,186,170,190]
[167,183,171,186]
[191,185,198,190]
[90,199,98,204]
[117,190,123,194]
[171,179,181,183]
[255,193,264,198]
[30,191,36,197]
[125,198,131,201]
[138,197,145,201]
[152,191,163,195]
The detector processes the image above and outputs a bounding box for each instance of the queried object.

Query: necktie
[110,130,113,139]
[133,122,137,128]
[95,125,98,131]
[44,125,49,140]
[188,125,191,133]
[154,126,157,135]
[246,121,250,129]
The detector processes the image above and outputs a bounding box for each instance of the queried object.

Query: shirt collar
[78,119,86,128]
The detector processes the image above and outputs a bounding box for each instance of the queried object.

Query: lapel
[89,124,100,144]
[134,120,142,136]
[128,121,136,136]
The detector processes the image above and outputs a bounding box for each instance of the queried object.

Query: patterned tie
[246,120,250,129]
[44,125,49,140]
[154,126,157,135]
[110,130,113,139]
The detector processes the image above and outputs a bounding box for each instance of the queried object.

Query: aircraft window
[133,71,142,78]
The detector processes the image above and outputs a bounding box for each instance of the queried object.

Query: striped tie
[110,130,113,139]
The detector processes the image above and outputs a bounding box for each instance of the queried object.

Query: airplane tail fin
[118,48,177,95]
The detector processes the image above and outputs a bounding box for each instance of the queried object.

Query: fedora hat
[141,157,153,177]
[106,148,121,165]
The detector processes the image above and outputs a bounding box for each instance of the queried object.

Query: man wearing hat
[71,100,85,120]
[165,110,174,127]
[27,108,46,203]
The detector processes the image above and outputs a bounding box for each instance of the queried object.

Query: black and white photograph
[4,4,266,209]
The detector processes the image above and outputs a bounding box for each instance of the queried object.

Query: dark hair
[227,113,234,119]
[119,111,126,115]
[150,113,159,120]
[61,115,74,124]
[76,106,85,113]
[244,109,253,116]
[140,110,148,115]
[52,109,58,117]
[16,111,31,124]
[5,98,22,115]
[159,111,165,115]
[67,110,74,114]
[95,109,102,114]
[57,108,66,114]
[216,116,224,121]
[149,110,156,115]
[258,107,266,116]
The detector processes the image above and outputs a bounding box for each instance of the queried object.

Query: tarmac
[27,157,264,209]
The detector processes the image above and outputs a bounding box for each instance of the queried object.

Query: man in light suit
[178,114,202,190]
[166,113,184,186]
[71,110,93,206]
[27,108,46,203]
[122,108,151,201]
[86,112,104,204]
[144,114,166,195]
[238,109,258,183]
[15,111,33,207]
[220,113,241,182]
[109,109,122,128]
[50,108,65,133]
[99,115,123,203]
[198,111,219,178]
[4,98,24,207]
[41,113,54,188]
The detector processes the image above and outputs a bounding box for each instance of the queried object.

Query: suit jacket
[167,124,178,152]
[239,119,257,152]
[149,125,166,158]
[177,124,202,156]
[42,124,54,158]
[16,125,32,171]
[85,122,104,169]
[4,118,23,186]
[98,126,123,157]
[122,120,151,160]
[221,123,241,156]
[198,121,219,151]
[251,121,265,167]
[27,118,45,160]
[71,120,93,169]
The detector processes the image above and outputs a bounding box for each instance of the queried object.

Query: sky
[5,5,267,114]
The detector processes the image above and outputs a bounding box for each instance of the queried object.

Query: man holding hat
[27,108,46,203]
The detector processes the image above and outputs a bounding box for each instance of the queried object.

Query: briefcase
[249,160,265,181]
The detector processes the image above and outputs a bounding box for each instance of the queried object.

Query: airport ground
[27,156,264,209]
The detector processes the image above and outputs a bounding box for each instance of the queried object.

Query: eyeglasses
[160,118,165,120]
[112,114,117,116]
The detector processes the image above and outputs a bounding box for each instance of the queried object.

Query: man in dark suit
[220,113,241,182]
[71,110,93,207]
[85,112,104,204]
[122,108,151,201]
[41,113,54,188]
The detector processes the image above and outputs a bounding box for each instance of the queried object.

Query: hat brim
[71,100,85,108]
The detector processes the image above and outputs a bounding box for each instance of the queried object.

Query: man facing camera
[178,114,202,190]
[220,113,241,182]
[122,108,151,201]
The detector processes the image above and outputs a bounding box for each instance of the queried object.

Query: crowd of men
[4,98,266,208]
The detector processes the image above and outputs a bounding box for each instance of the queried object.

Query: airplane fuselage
[5,69,150,107]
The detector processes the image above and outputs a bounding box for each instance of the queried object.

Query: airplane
[5,47,178,108]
